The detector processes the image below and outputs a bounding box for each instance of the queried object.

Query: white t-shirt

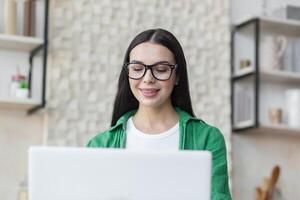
[126,117,179,150]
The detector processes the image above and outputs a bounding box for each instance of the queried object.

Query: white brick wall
[47,0,231,176]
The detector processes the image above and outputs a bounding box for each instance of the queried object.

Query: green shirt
[87,107,232,200]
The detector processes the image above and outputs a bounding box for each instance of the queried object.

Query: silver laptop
[29,147,211,200]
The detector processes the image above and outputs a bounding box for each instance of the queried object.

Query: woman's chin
[138,98,170,109]
[139,100,160,108]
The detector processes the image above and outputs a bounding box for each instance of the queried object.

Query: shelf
[236,16,300,28]
[233,67,255,79]
[0,34,43,51]
[235,16,300,35]
[0,98,41,110]
[232,17,300,132]
[233,120,255,129]
[260,17,300,34]
[260,69,300,84]
[238,123,300,136]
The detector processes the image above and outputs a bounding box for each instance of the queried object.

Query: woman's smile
[139,88,160,97]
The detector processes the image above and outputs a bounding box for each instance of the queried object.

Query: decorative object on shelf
[282,38,300,73]
[4,0,17,35]
[34,0,45,38]
[293,39,300,73]
[282,38,294,72]
[285,89,300,127]
[10,74,26,97]
[272,5,300,21]
[24,0,34,36]
[234,84,254,125]
[16,80,29,99]
[261,35,287,71]
[239,59,251,69]
[268,108,282,124]
[10,66,29,99]
[17,177,28,200]
[255,165,280,200]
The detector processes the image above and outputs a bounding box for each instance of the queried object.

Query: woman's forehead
[129,42,175,63]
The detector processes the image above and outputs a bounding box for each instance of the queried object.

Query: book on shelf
[13,0,44,38]
[234,84,254,125]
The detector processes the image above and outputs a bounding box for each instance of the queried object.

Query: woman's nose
[143,69,155,83]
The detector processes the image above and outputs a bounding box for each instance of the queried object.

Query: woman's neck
[132,103,179,134]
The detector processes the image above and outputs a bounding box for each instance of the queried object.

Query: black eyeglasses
[124,61,178,81]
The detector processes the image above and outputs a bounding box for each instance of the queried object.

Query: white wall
[231,0,300,24]
[233,132,300,200]
[47,0,232,150]
[0,111,45,200]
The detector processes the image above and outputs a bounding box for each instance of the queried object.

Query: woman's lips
[140,89,160,97]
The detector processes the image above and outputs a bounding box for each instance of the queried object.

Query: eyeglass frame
[124,61,178,81]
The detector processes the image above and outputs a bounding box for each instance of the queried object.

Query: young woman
[87,28,231,199]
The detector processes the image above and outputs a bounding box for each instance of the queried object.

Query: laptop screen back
[29,147,211,200]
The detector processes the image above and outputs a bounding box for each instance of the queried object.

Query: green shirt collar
[109,107,198,132]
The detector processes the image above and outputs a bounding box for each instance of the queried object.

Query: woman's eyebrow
[129,60,144,64]
[129,60,171,65]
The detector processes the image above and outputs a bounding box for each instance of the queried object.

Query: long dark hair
[111,28,195,126]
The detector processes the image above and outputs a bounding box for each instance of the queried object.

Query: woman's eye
[133,68,143,71]
[155,65,169,72]
[157,69,167,72]
[129,64,144,71]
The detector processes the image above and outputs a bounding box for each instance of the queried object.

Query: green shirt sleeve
[206,127,232,200]
[86,131,107,148]
[86,139,97,147]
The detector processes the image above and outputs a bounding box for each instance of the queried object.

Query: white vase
[260,35,287,71]
[16,88,29,99]
[4,0,17,35]
[285,89,300,127]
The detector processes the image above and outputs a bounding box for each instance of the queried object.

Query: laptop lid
[29,146,211,200]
